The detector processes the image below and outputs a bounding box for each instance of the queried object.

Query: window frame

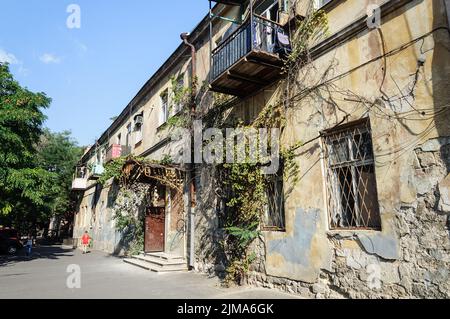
[159,89,169,127]
[126,123,132,148]
[322,118,382,231]
[262,162,286,232]
[133,113,144,145]
[172,74,185,115]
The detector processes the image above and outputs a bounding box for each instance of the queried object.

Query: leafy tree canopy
[0,63,83,235]
[0,63,51,216]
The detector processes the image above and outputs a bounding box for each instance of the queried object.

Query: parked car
[0,228,23,255]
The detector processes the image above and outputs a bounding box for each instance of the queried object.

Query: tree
[0,63,84,237]
[36,130,83,237]
[0,63,53,225]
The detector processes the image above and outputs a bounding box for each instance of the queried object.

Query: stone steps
[123,252,188,273]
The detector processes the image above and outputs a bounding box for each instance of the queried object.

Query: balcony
[88,163,105,180]
[71,167,88,191]
[105,144,131,163]
[209,14,291,97]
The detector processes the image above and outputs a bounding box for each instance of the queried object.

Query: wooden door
[144,207,165,252]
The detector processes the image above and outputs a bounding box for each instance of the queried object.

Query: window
[96,151,102,165]
[116,133,121,146]
[280,0,290,12]
[323,119,381,230]
[126,123,132,147]
[263,165,285,231]
[255,0,278,16]
[159,90,169,126]
[134,113,143,145]
[314,0,333,9]
[172,75,185,115]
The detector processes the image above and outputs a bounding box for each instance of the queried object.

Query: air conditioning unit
[134,115,144,126]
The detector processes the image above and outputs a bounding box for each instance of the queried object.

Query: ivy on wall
[215,3,329,285]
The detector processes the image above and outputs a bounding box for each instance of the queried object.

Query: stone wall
[193,135,450,299]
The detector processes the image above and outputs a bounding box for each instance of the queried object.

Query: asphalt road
[0,245,298,299]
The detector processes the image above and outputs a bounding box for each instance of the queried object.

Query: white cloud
[0,48,19,64]
[40,53,61,64]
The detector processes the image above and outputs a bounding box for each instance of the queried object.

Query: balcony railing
[88,163,105,180]
[210,14,291,95]
[211,14,290,81]
[212,19,252,81]
[105,144,131,163]
[72,167,88,190]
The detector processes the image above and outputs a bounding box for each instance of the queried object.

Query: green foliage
[164,75,193,129]
[170,75,191,109]
[111,186,149,255]
[113,202,145,256]
[98,155,174,186]
[36,130,84,217]
[0,63,51,215]
[280,141,302,187]
[218,126,302,284]
[0,63,82,235]
[98,156,129,186]
[286,9,329,66]
[220,140,267,284]
[225,252,257,285]
[159,154,173,166]
[166,114,189,128]
[225,222,260,249]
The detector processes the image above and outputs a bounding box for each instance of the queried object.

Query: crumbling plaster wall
[194,0,450,298]
[73,183,122,254]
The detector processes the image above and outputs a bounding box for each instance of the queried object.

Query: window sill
[262,226,286,233]
[157,121,168,132]
[326,228,381,239]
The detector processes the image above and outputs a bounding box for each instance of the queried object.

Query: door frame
[144,207,166,253]
[144,184,168,253]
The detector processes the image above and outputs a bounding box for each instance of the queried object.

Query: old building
[72,0,450,297]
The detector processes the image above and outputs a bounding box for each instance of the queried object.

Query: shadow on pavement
[0,245,75,267]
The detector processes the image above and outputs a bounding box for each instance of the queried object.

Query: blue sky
[0,0,207,146]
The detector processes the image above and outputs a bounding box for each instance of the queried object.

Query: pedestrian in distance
[81,231,91,254]
[25,235,33,257]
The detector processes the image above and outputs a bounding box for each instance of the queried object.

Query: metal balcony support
[208,0,291,97]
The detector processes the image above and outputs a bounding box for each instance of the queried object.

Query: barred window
[263,167,285,231]
[323,119,381,230]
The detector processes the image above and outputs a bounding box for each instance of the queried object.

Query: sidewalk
[0,245,301,299]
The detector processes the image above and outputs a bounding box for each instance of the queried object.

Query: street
[0,245,298,299]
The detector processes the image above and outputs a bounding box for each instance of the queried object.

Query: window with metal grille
[323,119,381,230]
[263,166,285,231]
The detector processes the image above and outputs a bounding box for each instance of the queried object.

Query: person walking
[25,235,33,257]
[81,231,91,254]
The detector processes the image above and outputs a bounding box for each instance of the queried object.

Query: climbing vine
[111,183,150,256]
[215,2,329,285]
[98,156,135,186]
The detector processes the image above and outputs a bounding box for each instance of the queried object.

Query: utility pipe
[180,32,197,269]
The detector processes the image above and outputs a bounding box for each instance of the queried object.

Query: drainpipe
[180,32,197,269]
[180,32,197,111]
